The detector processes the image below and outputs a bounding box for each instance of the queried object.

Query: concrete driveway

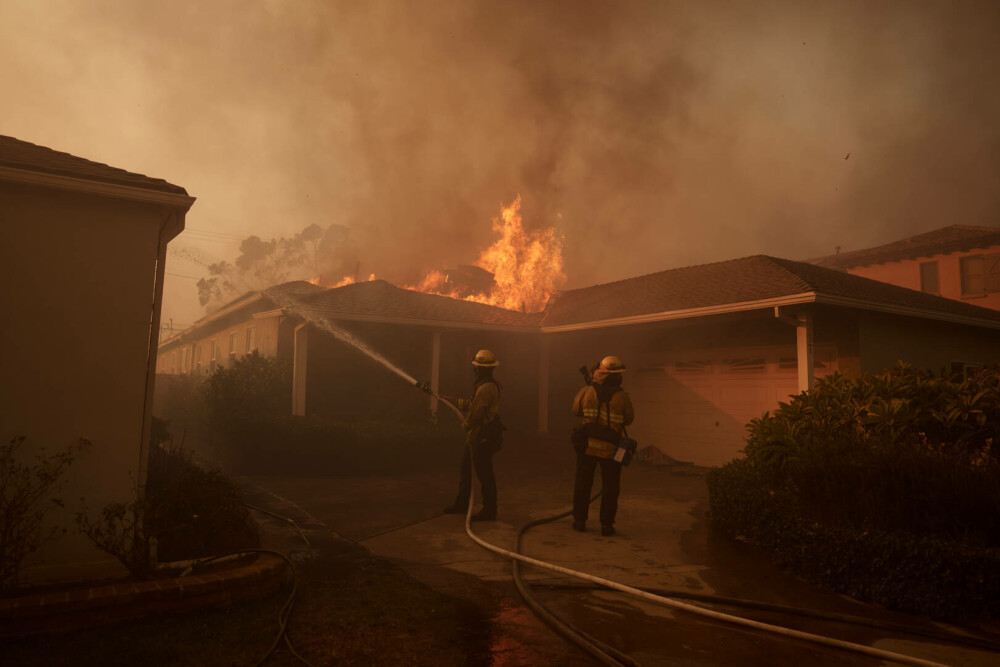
[245,433,1000,666]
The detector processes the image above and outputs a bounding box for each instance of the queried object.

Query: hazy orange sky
[2,0,998,328]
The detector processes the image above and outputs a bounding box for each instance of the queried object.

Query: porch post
[430,331,441,422]
[293,324,308,416]
[538,335,550,433]
[796,313,814,393]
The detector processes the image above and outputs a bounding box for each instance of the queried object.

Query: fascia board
[539,293,818,332]
[156,294,265,350]
[253,308,285,320]
[0,165,196,210]
[296,308,537,333]
[814,294,1000,330]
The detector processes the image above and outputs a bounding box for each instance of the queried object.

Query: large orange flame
[405,196,565,312]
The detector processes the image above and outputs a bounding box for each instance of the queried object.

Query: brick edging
[0,553,288,636]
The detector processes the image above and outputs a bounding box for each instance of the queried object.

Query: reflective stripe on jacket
[572,384,635,459]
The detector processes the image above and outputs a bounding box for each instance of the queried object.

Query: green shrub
[216,413,463,477]
[205,352,291,427]
[708,459,1000,619]
[741,364,1000,545]
[78,421,258,574]
[708,363,1000,619]
[1,437,87,591]
[144,443,258,562]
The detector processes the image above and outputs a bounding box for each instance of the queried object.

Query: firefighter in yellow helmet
[443,349,504,521]
[571,355,634,536]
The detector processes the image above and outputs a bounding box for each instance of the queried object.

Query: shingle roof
[158,281,324,350]
[541,255,1000,328]
[808,225,1000,270]
[0,135,188,195]
[291,280,543,329]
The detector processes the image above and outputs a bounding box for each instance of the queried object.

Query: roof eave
[296,308,538,332]
[157,293,266,350]
[539,293,819,332]
[814,294,1000,330]
[0,164,195,210]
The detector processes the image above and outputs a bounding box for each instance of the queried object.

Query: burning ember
[406,196,565,312]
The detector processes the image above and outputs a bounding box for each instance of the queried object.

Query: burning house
[1,135,194,584]
[158,253,1000,468]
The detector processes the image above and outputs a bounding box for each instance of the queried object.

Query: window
[229,332,239,360]
[724,358,766,373]
[674,360,712,373]
[961,255,985,297]
[986,253,1000,293]
[951,361,984,378]
[171,352,178,374]
[246,326,257,354]
[194,344,202,373]
[778,357,829,372]
[210,340,218,369]
[919,261,940,295]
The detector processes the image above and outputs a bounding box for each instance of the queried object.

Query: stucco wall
[858,311,1000,373]
[0,181,167,584]
[848,245,1000,312]
[157,312,287,376]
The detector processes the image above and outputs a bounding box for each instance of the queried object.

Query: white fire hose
[431,391,950,667]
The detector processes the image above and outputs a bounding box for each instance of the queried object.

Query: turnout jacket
[456,380,500,446]
[572,383,635,459]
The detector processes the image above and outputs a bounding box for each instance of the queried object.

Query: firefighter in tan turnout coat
[443,349,503,521]
[571,355,635,537]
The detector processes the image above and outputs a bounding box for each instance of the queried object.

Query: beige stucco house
[158,256,1000,468]
[0,135,194,584]
[810,225,1000,314]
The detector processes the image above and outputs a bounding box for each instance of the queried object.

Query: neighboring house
[157,255,1000,467]
[809,225,1000,312]
[538,255,1000,466]
[157,279,542,428]
[0,135,194,584]
[156,280,323,377]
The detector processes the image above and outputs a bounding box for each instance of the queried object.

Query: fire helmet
[472,349,500,367]
[599,355,626,373]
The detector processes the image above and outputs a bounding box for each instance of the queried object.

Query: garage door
[626,345,836,467]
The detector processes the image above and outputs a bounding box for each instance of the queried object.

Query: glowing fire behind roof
[405,195,565,312]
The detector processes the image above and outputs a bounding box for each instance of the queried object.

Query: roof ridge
[558,254,774,296]
[756,256,819,292]
[807,224,1000,266]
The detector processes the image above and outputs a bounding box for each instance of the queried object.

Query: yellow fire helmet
[599,355,626,373]
[472,349,500,367]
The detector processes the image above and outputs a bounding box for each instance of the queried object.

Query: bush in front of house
[189,351,464,476]
[205,351,291,426]
[218,412,464,476]
[144,440,258,562]
[707,363,1000,620]
[1,437,87,592]
[78,420,258,575]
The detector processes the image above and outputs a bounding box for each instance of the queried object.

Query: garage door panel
[627,346,832,466]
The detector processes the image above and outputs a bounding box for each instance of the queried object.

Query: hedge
[708,364,1000,620]
[707,459,1000,620]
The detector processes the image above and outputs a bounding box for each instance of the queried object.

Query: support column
[796,313,814,393]
[293,324,308,416]
[538,335,550,433]
[430,331,441,422]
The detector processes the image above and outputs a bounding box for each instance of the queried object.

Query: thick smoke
[1,0,998,324]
